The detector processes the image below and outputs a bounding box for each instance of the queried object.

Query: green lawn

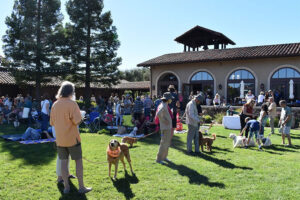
[0,124,300,200]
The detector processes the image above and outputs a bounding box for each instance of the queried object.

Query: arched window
[157,73,178,96]
[189,71,214,98]
[227,69,255,104]
[270,67,300,102]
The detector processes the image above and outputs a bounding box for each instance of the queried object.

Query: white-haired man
[50,81,92,194]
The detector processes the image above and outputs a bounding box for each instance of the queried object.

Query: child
[258,103,269,148]
[240,117,262,150]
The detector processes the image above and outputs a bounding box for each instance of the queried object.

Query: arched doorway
[270,67,300,102]
[157,73,178,96]
[227,69,255,104]
[190,71,214,97]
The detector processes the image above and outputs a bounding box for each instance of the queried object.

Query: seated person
[226,106,239,116]
[22,127,53,140]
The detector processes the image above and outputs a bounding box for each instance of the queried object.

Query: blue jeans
[22,127,41,140]
[41,113,49,131]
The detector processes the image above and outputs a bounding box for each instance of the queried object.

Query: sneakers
[156,160,164,164]
[78,187,92,194]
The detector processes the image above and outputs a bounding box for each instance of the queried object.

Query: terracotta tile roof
[0,69,149,90]
[137,42,300,67]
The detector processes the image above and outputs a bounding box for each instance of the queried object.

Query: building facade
[138,26,300,105]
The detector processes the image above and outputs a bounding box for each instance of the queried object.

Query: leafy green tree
[65,0,121,102]
[2,0,64,99]
[120,68,150,82]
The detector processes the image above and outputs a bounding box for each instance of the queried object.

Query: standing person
[156,92,173,164]
[185,94,202,154]
[213,93,221,107]
[268,97,277,134]
[133,96,143,121]
[123,94,132,115]
[239,99,255,138]
[257,91,265,106]
[50,81,92,194]
[154,96,162,111]
[115,101,123,126]
[143,95,153,117]
[168,85,180,136]
[258,104,269,150]
[279,100,292,146]
[41,94,50,131]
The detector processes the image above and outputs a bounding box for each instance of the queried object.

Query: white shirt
[258,95,265,103]
[41,100,50,115]
[4,100,12,110]
[245,94,255,102]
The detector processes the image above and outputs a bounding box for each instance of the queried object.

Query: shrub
[97,129,110,134]
[214,112,226,124]
[203,115,213,123]
[76,100,85,109]
[265,117,279,127]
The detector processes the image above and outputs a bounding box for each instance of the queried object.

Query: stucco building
[138,26,300,105]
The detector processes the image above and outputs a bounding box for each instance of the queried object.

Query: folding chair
[83,111,100,132]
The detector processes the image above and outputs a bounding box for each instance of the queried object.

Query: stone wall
[201,106,300,128]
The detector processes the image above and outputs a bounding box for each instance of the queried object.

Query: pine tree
[2,0,64,99]
[65,0,121,102]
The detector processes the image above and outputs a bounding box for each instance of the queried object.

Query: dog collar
[107,146,121,158]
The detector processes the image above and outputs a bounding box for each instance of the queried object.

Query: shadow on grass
[165,161,225,188]
[111,171,139,200]
[0,140,56,166]
[0,124,56,165]
[197,153,253,170]
[57,181,87,200]
[264,144,297,152]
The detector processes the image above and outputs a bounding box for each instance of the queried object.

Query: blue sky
[1,0,300,70]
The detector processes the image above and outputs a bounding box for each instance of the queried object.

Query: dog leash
[82,157,108,165]
[138,130,159,140]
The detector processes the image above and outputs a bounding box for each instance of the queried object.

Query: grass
[0,124,300,200]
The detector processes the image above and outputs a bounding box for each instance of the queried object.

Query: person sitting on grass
[22,127,53,140]
[279,100,292,146]
[240,117,263,150]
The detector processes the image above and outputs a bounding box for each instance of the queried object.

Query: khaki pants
[269,116,275,133]
[156,129,172,162]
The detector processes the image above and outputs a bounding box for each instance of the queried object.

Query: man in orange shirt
[50,81,92,194]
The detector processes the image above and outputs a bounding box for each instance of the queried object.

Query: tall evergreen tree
[65,0,121,102]
[2,0,64,98]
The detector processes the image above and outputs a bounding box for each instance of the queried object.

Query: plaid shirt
[133,100,143,113]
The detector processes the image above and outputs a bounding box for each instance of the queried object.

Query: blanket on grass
[113,133,145,138]
[0,134,56,144]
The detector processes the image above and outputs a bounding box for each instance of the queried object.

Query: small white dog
[128,127,138,137]
[261,133,272,147]
[229,133,256,148]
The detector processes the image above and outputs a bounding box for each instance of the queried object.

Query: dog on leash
[107,139,134,180]
[229,133,256,148]
[121,137,138,147]
[199,131,216,152]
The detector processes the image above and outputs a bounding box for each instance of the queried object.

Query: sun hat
[161,92,174,100]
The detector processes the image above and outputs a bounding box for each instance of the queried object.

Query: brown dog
[199,131,216,152]
[107,139,134,180]
[121,137,137,147]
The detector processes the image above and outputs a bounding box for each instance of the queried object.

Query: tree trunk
[85,2,91,106]
[35,0,42,100]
